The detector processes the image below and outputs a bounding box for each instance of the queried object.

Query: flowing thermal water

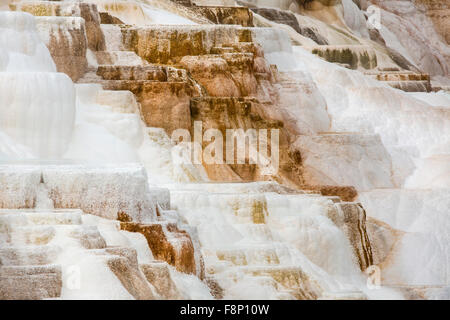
[0,0,449,299]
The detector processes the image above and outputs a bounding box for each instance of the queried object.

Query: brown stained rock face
[242,266,320,300]
[34,17,88,82]
[365,70,432,92]
[11,2,107,81]
[171,0,193,6]
[192,6,254,27]
[190,97,278,137]
[141,262,184,299]
[180,53,259,98]
[99,24,307,187]
[10,2,105,52]
[301,185,358,202]
[102,80,193,134]
[180,55,241,97]
[366,217,404,267]
[122,27,208,65]
[189,97,304,186]
[254,7,302,31]
[202,162,243,183]
[374,73,430,82]
[97,65,169,81]
[105,255,157,300]
[78,3,106,51]
[205,276,224,299]
[385,80,431,93]
[94,63,194,134]
[121,25,253,65]
[99,11,125,24]
[140,82,193,134]
[178,41,273,101]
[117,212,133,222]
[251,7,329,45]
[300,0,341,9]
[330,202,374,271]
[416,0,450,45]
[120,222,198,276]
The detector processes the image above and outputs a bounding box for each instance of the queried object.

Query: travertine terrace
[0,0,449,300]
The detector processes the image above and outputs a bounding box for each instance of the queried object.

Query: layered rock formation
[9,1,106,81]
[192,5,254,26]
[416,0,450,45]
[0,207,200,299]
[0,0,449,300]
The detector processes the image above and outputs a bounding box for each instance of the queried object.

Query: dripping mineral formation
[0,0,449,300]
